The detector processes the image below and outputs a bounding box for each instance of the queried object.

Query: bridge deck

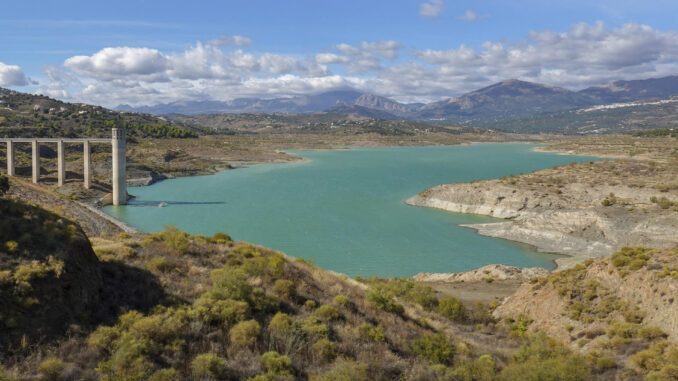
[0,138,111,143]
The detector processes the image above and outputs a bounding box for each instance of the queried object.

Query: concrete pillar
[57,140,65,186]
[6,141,15,176]
[111,128,127,205]
[31,140,40,183]
[83,140,91,189]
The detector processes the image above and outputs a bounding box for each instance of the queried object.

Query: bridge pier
[112,128,127,206]
[2,130,125,203]
[57,140,65,186]
[83,140,91,189]
[6,140,14,176]
[31,140,40,184]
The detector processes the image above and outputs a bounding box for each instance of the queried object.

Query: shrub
[357,324,385,343]
[38,357,65,381]
[313,305,339,321]
[607,322,639,339]
[88,326,121,351]
[268,313,295,336]
[596,357,617,371]
[157,225,189,254]
[148,368,179,381]
[366,286,404,315]
[437,296,467,322]
[193,296,249,325]
[475,354,496,380]
[639,326,667,341]
[498,354,591,381]
[260,351,292,375]
[409,334,455,365]
[300,317,329,340]
[145,257,172,273]
[230,320,261,350]
[191,353,227,379]
[273,279,296,299]
[311,339,338,363]
[333,295,349,307]
[209,267,252,302]
[304,300,317,309]
[211,232,232,244]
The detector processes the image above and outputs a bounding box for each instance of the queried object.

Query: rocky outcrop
[406,171,678,268]
[413,264,549,283]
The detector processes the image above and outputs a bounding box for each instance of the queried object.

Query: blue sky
[1,0,677,106]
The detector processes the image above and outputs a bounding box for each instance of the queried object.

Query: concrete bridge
[1,128,127,205]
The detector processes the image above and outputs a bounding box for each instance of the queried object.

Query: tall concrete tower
[111,128,127,205]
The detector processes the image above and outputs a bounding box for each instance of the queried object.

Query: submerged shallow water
[105,143,597,277]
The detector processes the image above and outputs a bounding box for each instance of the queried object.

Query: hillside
[0,88,197,139]
[115,75,678,132]
[469,97,678,134]
[579,75,678,104]
[416,80,595,121]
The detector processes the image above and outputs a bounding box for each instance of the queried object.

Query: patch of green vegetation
[409,333,456,365]
[611,247,652,272]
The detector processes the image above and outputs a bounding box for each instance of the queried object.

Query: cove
[105,143,597,278]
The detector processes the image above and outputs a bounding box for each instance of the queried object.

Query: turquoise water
[105,144,596,277]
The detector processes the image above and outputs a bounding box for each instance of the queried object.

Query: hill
[579,75,678,104]
[0,88,197,139]
[416,80,595,121]
[469,97,678,134]
[115,75,678,133]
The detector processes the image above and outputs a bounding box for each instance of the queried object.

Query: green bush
[311,339,338,363]
[193,296,249,325]
[230,320,261,350]
[209,267,252,302]
[148,368,179,381]
[260,351,292,375]
[409,333,455,365]
[437,296,467,322]
[333,295,349,307]
[273,279,296,299]
[606,322,639,339]
[498,354,591,381]
[37,357,65,381]
[300,317,329,340]
[313,304,339,321]
[596,356,617,371]
[191,353,227,379]
[357,323,385,343]
[366,286,404,315]
[639,326,667,341]
[156,225,190,254]
[211,232,232,244]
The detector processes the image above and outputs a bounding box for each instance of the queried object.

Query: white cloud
[0,62,29,86]
[42,21,678,107]
[64,47,170,81]
[419,0,444,17]
[206,34,253,47]
[456,10,490,22]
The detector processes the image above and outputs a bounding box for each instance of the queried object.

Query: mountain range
[116,75,678,121]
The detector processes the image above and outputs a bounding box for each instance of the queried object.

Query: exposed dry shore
[406,137,678,273]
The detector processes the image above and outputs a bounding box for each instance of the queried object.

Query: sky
[1,0,678,107]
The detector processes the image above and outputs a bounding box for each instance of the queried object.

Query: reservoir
[105,143,596,277]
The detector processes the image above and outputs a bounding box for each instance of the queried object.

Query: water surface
[105,144,596,277]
